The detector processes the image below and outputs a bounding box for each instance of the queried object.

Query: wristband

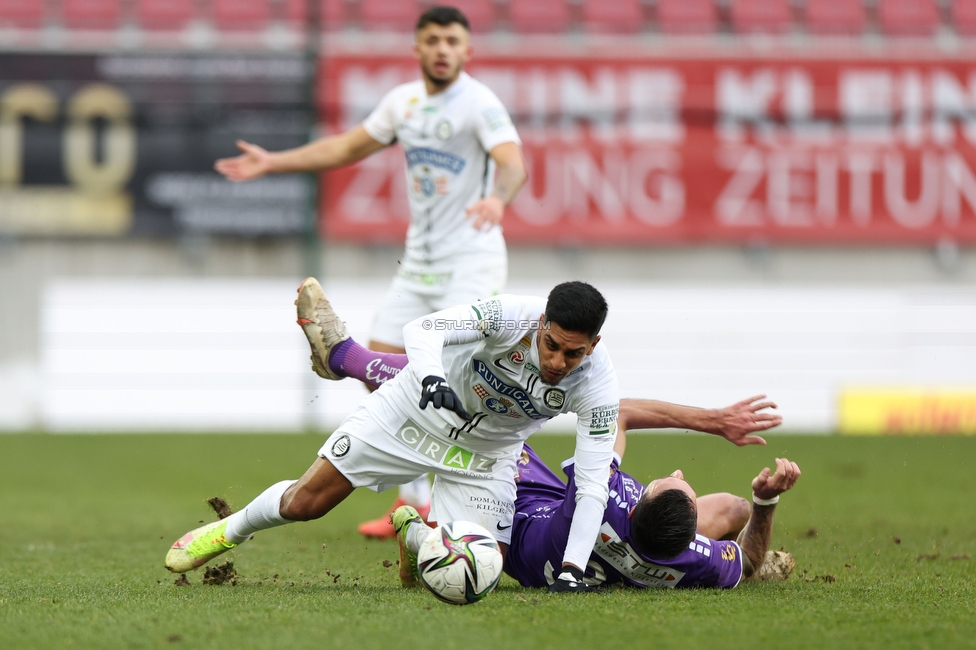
[752,494,780,506]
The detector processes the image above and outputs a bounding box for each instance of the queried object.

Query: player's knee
[729,495,751,530]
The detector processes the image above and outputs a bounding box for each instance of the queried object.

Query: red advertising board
[318,52,976,245]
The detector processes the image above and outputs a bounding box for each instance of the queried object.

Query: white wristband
[752,494,780,506]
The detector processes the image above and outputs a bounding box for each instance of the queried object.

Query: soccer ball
[417,521,503,605]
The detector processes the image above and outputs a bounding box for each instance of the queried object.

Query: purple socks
[328,339,408,390]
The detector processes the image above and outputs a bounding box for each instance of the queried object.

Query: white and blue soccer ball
[417,521,503,605]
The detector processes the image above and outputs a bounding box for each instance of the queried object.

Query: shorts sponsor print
[393,420,497,476]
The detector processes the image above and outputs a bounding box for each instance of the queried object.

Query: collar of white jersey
[429,71,471,102]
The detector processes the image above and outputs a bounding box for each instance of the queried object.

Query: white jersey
[362,72,520,271]
[362,293,619,569]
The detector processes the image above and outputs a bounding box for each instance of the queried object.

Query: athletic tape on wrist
[752,494,780,506]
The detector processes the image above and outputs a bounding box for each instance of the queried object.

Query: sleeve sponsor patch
[482,107,512,131]
[589,404,619,435]
[471,298,503,337]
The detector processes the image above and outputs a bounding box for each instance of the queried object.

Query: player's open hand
[751,457,801,501]
[214,140,274,182]
[715,394,782,446]
[419,375,472,420]
[465,196,504,231]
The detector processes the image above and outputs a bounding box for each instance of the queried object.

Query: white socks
[224,480,296,544]
[399,475,431,508]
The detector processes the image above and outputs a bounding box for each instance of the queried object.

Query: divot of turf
[174,574,190,587]
[202,562,238,585]
[206,497,233,519]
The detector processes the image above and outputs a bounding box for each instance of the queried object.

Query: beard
[423,60,460,88]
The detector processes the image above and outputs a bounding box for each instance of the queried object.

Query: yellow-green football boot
[392,505,424,588]
[165,520,240,573]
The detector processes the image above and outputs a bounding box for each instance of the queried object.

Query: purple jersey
[505,445,744,589]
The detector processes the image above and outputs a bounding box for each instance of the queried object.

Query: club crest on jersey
[413,167,448,198]
[330,435,351,458]
[543,388,565,410]
[472,383,520,417]
[435,119,453,140]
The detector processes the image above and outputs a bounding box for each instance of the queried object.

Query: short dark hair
[630,489,697,560]
[544,281,608,340]
[416,6,470,31]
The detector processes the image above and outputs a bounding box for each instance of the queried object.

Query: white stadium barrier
[27,278,976,433]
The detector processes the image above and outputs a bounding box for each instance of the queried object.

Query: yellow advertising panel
[839,388,976,436]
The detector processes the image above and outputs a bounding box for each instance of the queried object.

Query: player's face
[413,22,471,91]
[644,470,697,504]
[535,318,600,385]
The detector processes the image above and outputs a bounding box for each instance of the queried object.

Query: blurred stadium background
[1,0,976,436]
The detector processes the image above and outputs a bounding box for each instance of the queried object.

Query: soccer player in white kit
[164,281,619,593]
[213,6,527,536]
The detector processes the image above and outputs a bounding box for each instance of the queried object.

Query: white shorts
[368,252,507,348]
[319,406,517,544]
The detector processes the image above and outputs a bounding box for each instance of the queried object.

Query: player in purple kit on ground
[505,440,800,589]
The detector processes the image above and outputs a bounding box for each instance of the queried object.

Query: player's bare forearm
[488,142,527,206]
[490,160,527,206]
[618,396,778,447]
[270,127,386,173]
[619,399,716,432]
[737,503,776,580]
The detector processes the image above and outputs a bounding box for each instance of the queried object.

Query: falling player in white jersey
[214,6,527,537]
[165,281,618,594]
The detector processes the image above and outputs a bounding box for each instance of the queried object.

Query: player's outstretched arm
[617,395,781,448]
[738,457,801,580]
[466,142,527,231]
[214,126,387,181]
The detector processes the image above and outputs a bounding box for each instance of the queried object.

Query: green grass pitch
[1,432,974,649]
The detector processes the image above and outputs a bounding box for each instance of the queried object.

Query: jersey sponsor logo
[543,388,565,410]
[589,403,619,435]
[721,545,737,562]
[525,361,541,375]
[404,147,466,174]
[482,106,512,131]
[393,420,497,473]
[330,434,351,458]
[435,119,453,140]
[470,298,502,336]
[594,523,686,588]
[473,359,548,420]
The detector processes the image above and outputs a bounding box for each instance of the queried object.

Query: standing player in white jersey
[164,281,619,594]
[214,6,527,537]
